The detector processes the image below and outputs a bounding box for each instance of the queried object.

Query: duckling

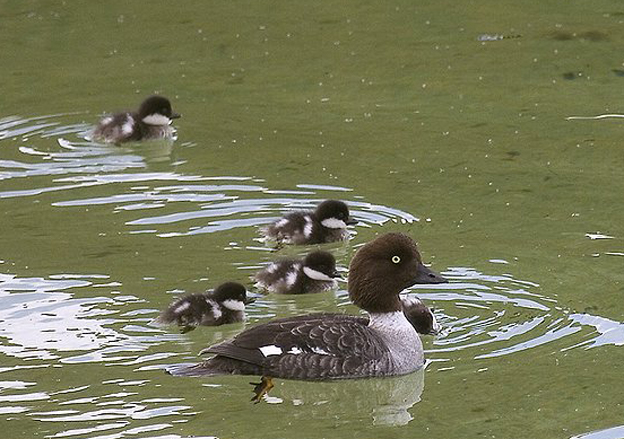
[93,95,180,144]
[254,250,340,295]
[151,282,252,333]
[261,200,357,245]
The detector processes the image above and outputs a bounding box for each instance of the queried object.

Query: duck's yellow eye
[392,255,401,264]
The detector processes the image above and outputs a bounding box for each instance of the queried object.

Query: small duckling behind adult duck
[398,296,440,335]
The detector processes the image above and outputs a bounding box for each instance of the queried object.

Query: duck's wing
[204,313,389,379]
[254,259,298,287]
[263,212,309,244]
[93,113,138,143]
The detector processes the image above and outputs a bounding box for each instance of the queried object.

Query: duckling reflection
[127,137,175,163]
[259,367,425,427]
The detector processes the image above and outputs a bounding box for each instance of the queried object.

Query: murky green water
[1,1,623,438]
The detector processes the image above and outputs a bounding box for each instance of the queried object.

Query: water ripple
[2,114,623,372]
[414,265,624,369]
[2,112,623,436]
[571,424,624,439]
[0,273,174,364]
[0,115,420,241]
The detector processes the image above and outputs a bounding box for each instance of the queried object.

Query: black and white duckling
[92,95,180,144]
[151,282,252,333]
[168,233,447,387]
[261,200,357,245]
[254,250,340,295]
[399,296,440,335]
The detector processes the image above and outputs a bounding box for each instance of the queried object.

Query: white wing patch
[321,218,347,229]
[274,218,289,228]
[259,345,283,357]
[121,115,135,135]
[100,116,113,126]
[265,263,278,274]
[285,270,298,288]
[311,346,331,355]
[142,113,172,126]
[303,216,314,237]
[173,301,190,315]
[303,267,334,282]
[288,346,329,355]
[205,298,221,320]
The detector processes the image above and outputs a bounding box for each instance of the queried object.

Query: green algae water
[1,1,623,438]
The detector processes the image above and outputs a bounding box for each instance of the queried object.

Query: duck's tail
[166,356,265,377]
[166,361,224,377]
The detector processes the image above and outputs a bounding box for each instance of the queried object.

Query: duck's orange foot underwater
[250,376,274,404]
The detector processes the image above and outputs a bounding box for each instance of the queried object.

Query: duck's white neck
[368,310,414,334]
[368,310,424,374]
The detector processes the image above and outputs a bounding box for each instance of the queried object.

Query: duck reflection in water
[252,367,426,427]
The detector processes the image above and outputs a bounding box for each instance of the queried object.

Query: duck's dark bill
[414,263,447,284]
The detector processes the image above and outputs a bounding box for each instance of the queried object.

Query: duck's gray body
[169,311,423,380]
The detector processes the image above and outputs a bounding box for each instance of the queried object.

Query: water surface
[1,1,623,438]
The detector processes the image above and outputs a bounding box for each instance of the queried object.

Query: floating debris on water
[477,34,522,42]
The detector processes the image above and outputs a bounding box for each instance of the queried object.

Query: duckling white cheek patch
[142,113,172,126]
[303,267,334,282]
[221,299,245,311]
[259,345,283,357]
[321,218,347,229]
